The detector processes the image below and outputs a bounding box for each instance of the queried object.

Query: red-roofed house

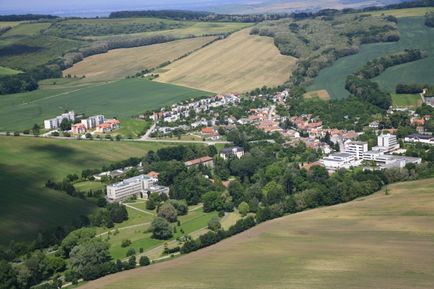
[184,156,214,168]
[72,123,86,134]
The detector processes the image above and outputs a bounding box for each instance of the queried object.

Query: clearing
[0,136,169,244]
[308,17,434,99]
[303,89,331,100]
[80,178,434,289]
[63,36,217,81]
[156,28,297,93]
[391,93,422,108]
[0,78,211,131]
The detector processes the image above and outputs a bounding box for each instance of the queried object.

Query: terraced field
[80,178,434,289]
[156,28,297,93]
[64,36,217,81]
[308,17,434,99]
[0,136,169,244]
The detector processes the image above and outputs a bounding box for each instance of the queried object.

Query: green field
[80,178,434,289]
[0,136,169,244]
[0,78,212,131]
[2,22,52,37]
[363,7,434,17]
[309,17,434,99]
[391,93,422,108]
[115,119,152,138]
[0,65,21,75]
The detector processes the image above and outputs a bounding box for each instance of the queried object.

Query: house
[71,123,86,134]
[184,156,214,168]
[96,119,120,133]
[220,147,245,160]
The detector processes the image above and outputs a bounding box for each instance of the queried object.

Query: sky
[0,0,251,16]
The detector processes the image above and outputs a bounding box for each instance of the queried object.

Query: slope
[156,28,297,93]
[81,178,434,289]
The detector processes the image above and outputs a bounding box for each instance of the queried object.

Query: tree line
[345,49,424,110]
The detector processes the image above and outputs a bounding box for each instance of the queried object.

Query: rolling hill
[156,28,297,93]
[80,178,434,289]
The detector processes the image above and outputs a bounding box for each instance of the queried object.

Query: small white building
[321,152,357,172]
[220,147,245,160]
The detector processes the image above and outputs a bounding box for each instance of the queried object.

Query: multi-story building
[106,174,169,202]
[44,111,75,130]
[344,141,368,160]
[81,115,105,129]
[373,134,399,152]
[220,147,245,160]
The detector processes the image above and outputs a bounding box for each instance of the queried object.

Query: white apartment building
[219,147,245,160]
[344,141,368,160]
[373,134,399,152]
[44,111,75,130]
[321,152,357,172]
[106,174,169,202]
[81,115,105,129]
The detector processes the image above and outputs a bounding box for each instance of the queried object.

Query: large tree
[157,202,178,222]
[151,217,173,240]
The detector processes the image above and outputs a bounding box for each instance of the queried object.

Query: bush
[157,202,177,222]
[121,239,132,248]
[207,216,221,232]
[238,201,250,216]
[151,217,173,240]
[139,256,150,266]
[126,247,136,257]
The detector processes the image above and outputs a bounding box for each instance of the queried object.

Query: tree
[202,191,224,212]
[157,202,178,222]
[32,123,40,135]
[238,201,250,216]
[126,248,136,257]
[127,256,136,269]
[0,260,17,289]
[169,199,188,216]
[69,239,112,281]
[146,198,156,210]
[58,228,96,258]
[207,216,221,232]
[121,239,132,248]
[151,217,173,240]
[139,256,150,266]
[60,118,72,131]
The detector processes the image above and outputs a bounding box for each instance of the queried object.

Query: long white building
[106,174,169,202]
[321,152,357,171]
[44,111,75,130]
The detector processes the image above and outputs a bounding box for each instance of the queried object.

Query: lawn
[74,181,105,193]
[0,78,212,131]
[63,36,217,82]
[391,93,422,108]
[2,22,52,37]
[98,204,218,260]
[80,178,434,289]
[0,136,169,244]
[308,17,434,99]
[156,28,297,93]
[115,119,152,139]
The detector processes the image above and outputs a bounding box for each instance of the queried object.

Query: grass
[0,65,21,75]
[2,22,52,37]
[308,17,434,99]
[363,7,434,17]
[80,178,434,289]
[115,119,151,138]
[391,93,422,108]
[156,28,297,93]
[0,136,169,244]
[99,204,218,260]
[0,21,21,28]
[0,78,212,131]
[63,36,217,82]
[74,181,105,192]
[303,89,331,100]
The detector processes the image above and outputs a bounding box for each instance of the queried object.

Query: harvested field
[64,36,217,81]
[303,89,331,100]
[80,178,434,289]
[156,28,297,93]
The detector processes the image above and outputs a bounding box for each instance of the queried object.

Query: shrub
[207,216,221,232]
[151,217,173,240]
[139,256,150,266]
[121,239,131,248]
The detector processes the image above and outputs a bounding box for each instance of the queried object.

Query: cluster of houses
[43,112,120,135]
[321,134,421,172]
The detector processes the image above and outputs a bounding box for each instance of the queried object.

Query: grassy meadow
[0,65,21,75]
[363,7,434,17]
[0,136,169,244]
[64,36,217,81]
[0,78,212,131]
[156,28,297,93]
[391,93,422,108]
[80,178,434,289]
[308,17,434,99]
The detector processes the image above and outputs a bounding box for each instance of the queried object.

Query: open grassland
[363,7,434,17]
[156,28,297,93]
[80,178,434,289]
[0,78,211,131]
[309,17,434,99]
[2,22,51,37]
[0,65,21,75]
[391,93,422,108]
[0,136,169,244]
[64,36,217,81]
[0,21,21,28]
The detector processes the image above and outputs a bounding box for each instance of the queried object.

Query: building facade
[44,111,75,130]
[81,115,105,129]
